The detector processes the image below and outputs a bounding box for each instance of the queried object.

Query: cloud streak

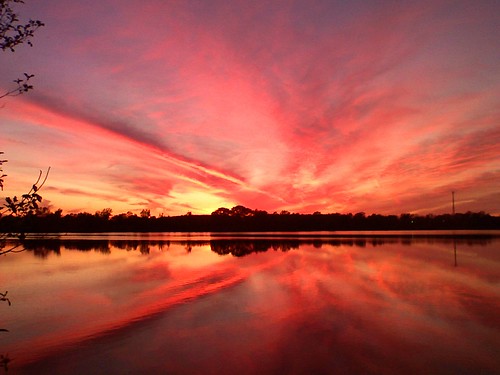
[1,0,498,215]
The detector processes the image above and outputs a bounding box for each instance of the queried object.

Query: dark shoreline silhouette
[0,207,498,234]
[3,234,494,259]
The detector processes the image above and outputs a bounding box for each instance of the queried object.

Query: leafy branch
[3,167,50,217]
[0,0,44,52]
[1,0,44,99]
[0,152,6,191]
[0,72,34,99]
[1,291,10,346]
[0,154,50,255]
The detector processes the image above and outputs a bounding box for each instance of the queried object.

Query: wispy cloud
[1,0,498,215]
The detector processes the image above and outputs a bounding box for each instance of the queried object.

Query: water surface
[1,232,499,374]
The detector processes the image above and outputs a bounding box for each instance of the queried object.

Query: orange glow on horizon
[1,1,499,216]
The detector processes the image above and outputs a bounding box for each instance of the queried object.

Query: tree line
[0,0,499,238]
[0,205,498,233]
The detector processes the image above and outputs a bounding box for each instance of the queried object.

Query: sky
[1,0,499,216]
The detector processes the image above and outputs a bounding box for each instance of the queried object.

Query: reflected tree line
[0,206,498,234]
[16,239,172,257]
[9,235,494,258]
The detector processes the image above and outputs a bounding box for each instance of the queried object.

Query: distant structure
[452,191,456,215]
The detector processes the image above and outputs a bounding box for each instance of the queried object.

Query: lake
[1,232,499,374]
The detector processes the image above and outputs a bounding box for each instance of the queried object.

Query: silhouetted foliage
[0,291,10,306]
[1,205,498,234]
[0,0,44,98]
[95,207,112,220]
[0,153,6,191]
[0,71,34,98]
[0,290,11,350]
[0,0,44,51]
[0,0,45,352]
[1,155,50,255]
[1,0,47,256]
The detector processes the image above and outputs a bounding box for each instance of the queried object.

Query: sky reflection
[1,237,499,374]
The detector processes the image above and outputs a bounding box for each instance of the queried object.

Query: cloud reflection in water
[1,236,498,374]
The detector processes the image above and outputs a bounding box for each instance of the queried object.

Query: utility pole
[452,191,455,215]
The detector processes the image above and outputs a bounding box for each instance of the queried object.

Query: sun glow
[1,0,498,216]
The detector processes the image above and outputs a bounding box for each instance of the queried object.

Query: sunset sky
[1,0,499,216]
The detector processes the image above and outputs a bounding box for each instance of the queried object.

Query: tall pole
[452,191,455,215]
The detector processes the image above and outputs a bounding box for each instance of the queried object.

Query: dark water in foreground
[1,232,499,374]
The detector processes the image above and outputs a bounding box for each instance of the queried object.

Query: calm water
[1,232,499,374]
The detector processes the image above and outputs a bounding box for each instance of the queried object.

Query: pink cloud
[1,0,498,215]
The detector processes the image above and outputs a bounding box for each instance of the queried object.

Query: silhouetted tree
[2,208,499,233]
[95,208,112,220]
[230,205,253,217]
[211,207,231,216]
[140,208,151,218]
